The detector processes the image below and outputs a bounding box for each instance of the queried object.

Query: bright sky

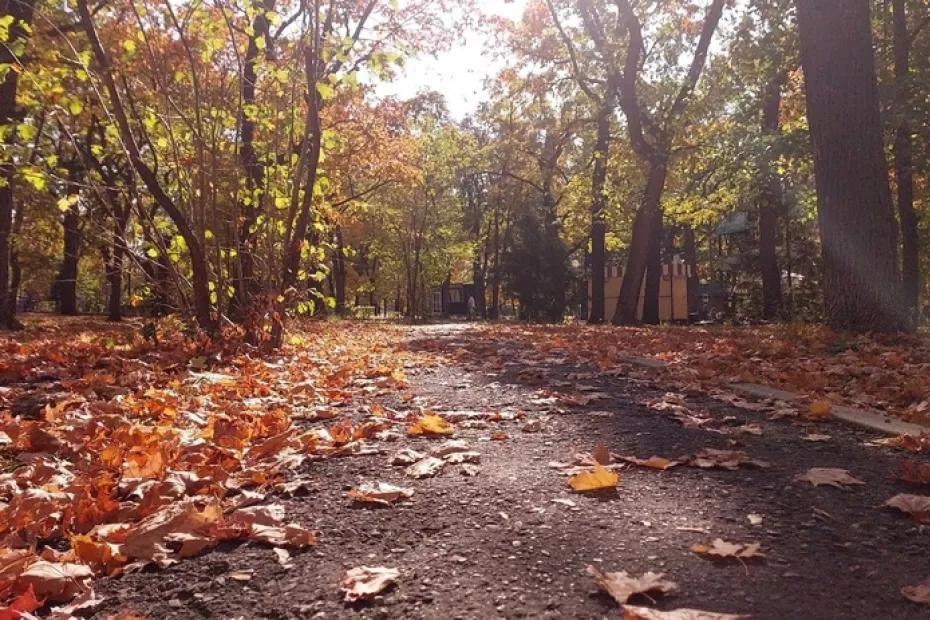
[376,0,529,120]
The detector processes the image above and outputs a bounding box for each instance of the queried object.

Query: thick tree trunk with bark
[641,209,662,324]
[796,0,908,333]
[0,0,36,330]
[614,159,667,325]
[57,205,81,315]
[759,80,784,320]
[893,0,919,322]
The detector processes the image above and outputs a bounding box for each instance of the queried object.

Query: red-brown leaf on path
[490,431,508,441]
[873,433,930,453]
[884,494,930,524]
[622,604,750,619]
[901,579,930,604]
[897,460,930,485]
[592,444,611,465]
[619,455,680,470]
[348,482,414,506]
[794,468,865,488]
[0,585,43,620]
[341,566,400,603]
[587,565,677,605]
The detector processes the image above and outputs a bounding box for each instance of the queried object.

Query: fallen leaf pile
[0,318,435,611]
[444,323,930,425]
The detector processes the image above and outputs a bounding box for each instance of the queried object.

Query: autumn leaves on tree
[1,0,929,337]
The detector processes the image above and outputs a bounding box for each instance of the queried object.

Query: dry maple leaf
[587,565,677,605]
[406,456,445,479]
[794,468,865,488]
[347,482,414,506]
[620,455,680,470]
[622,604,750,620]
[884,493,930,524]
[568,465,619,492]
[691,539,764,560]
[341,566,400,603]
[901,578,930,604]
[15,561,93,603]
[389,447,427,466]
[897,460,930,486]
[406,413,454,437]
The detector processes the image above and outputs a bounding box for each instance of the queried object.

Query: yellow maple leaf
[407,414,454,437]
[569,465,619,492]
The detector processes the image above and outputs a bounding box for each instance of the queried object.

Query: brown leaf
[622,604,750,619]
[592,444,611,465]
[347,482,414,506]
[341,566,400,603]
[884,493,930,523]
[686,449,769,471]
[901,579,930,604]
[587,565,677,605]
[794,468,865,488]
[405,456,445,479]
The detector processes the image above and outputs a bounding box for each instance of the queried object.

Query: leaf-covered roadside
[443,323,930,427]
[0,318,427,615]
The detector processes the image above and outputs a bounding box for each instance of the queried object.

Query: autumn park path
[95,324,930,620]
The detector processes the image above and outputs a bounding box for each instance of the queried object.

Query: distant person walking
[467,295,477,320]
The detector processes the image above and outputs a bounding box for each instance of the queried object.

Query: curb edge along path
[620,356,927,437]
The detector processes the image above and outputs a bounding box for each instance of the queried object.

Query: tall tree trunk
[57,204,81,315]
[641,209,662,324]
[79,0,215,332]
[796,0,908,332]
[893,0,919,323]
[588,86,615,323]
[333,226,347,316]
[683,226,699,318]
[0,0,36,330]
[232,0,274,320]
[759,79,784,320]
[613,159,667,324]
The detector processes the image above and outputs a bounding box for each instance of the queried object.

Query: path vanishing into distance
[89,324,930,620]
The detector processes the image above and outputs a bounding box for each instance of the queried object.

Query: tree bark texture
[796,0,908,332]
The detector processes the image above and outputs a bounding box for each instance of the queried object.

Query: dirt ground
[92,324,930,619]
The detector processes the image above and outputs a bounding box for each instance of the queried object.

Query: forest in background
[1,0,929,344]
